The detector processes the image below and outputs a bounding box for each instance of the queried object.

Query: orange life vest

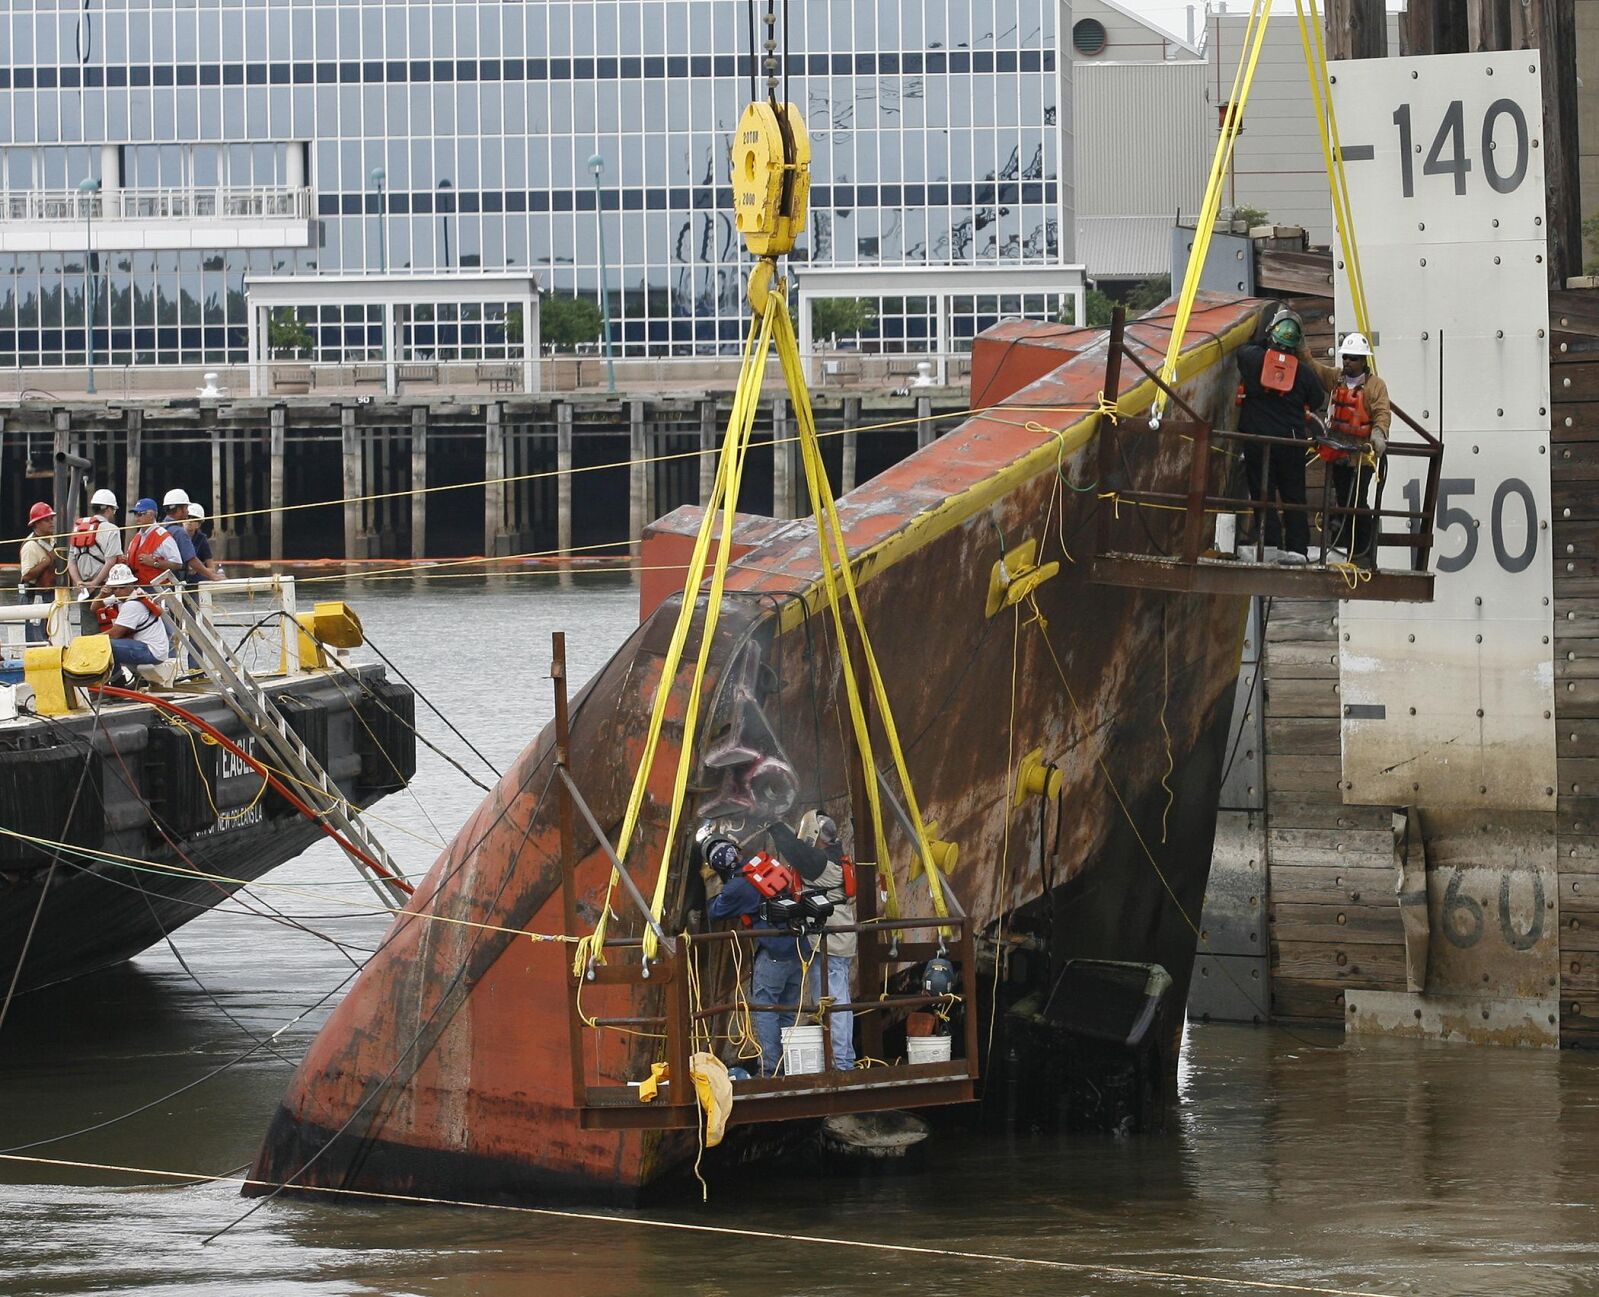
[1328,383,1373,439]
[1319,383,1373,463]
[125,526,171,585]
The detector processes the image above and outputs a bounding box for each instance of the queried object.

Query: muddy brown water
[2,576,1598,1295]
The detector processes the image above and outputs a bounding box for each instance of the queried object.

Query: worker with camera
[700,825,833,1077]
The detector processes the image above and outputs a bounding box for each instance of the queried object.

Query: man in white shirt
[100,564,170,673]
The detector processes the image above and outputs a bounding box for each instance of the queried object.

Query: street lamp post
[588,153,617,394]
[369,166,388,273]
[78,178,101,395]
[437,178,453,269]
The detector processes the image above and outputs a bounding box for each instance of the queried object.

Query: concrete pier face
[0,393,964,567]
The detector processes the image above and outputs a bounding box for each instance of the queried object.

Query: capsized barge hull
[252,295,1265,1204]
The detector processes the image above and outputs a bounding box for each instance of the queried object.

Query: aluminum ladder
[164,593,412,907]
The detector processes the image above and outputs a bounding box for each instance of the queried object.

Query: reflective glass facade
[0,1,1062,367]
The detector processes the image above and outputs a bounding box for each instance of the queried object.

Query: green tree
[1125,274,1172,312]
[1057,288,1116,328]
[1584,213,1599,275]
[539,293,605,350]
[810,297,878,341]
[1233,205,1270,228]
[267,307,314,357]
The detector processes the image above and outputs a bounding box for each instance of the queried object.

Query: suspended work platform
[1087,310,1443,604]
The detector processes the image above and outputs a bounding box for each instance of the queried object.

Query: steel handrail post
[551,632,589,1108]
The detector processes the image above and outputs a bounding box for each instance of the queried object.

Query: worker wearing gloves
[1298,331,1390,567]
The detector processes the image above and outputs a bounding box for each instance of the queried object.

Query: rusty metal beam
[1090,552,1435,602]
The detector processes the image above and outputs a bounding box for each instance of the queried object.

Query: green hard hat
[1267,315,1303,349]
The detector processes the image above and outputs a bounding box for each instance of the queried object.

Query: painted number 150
[1392,99,1530,198]
[1402,476,1539,574]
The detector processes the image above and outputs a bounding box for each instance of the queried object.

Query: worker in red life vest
[702,828,816,1076]
[1298,332,1391,568]
[97,563,170,679]
[1235,312,1326,565]
[124,498,184,587]
[70,489,125,594]
[768,811,857,1071]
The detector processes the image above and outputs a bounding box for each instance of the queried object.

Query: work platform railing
[1089,309,1444,603]
[547,633,979,1133]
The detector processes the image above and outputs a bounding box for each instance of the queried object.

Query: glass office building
[0,1,1064,370]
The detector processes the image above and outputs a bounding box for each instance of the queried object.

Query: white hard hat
[90,488,118,508]
[104,563,138,587]
[1338,332,1374,359]
[188,503,206,521]
[162,487,191,508]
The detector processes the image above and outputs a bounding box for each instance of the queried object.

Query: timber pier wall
[1193,324,1599,1047]
[0,390,965,563]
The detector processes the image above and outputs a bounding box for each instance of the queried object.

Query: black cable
[41,710,373,967]
[203,763,558,1244]
[358,630,502,781]
[0,697,110,1041]
[0,948,368,1156]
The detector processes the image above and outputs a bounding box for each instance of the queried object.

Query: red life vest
[96,593,163,633]
[125,526,171,585]
[839,853,857,900]
[733,852,800,926]
[1259,348,1299,393]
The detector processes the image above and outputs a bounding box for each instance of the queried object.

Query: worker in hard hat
[98,563,171,679]
[159,488,221,586]
[70,488,126,594]
[18,502,63,643]
[1235,312,1326,565]
[1298,331,1390,567]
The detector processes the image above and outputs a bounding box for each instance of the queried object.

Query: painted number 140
[1392,99,1530,198]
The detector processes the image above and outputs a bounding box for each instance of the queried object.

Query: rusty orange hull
[252,295,1265,1204]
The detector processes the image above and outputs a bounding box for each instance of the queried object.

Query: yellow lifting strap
[1151,0,1373,425]
[573,300,776,974]
[573,99,952,972]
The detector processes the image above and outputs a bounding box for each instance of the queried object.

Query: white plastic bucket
[906,1034,952,1065]
[781,1024,825,1075]
[1215,512,1237,555]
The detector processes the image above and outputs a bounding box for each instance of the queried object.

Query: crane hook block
[731,101,811,258]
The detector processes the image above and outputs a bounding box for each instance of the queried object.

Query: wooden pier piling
[0,390,963,568]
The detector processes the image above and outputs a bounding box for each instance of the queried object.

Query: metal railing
[2,186,312,223]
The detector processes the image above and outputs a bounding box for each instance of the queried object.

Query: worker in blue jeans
[99,564,170,677]
[703,836,813,1076]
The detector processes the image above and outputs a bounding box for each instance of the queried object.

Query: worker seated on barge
[95,564,170,682]
[700,826,832,1077]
